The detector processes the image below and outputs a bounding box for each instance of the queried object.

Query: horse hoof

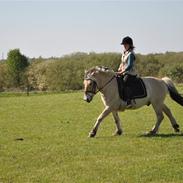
[145,130,157,136]
[88,131,96,138]
[173,124,179,129]
[174,128,180,133]
[173,124,180,133]
[113,130,123,136]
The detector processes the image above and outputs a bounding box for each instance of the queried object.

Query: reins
[96,75,116,94]
[85,75,116,94]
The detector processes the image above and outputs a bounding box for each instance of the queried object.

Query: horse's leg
[148,104,164,135]
[89,107,111,137]
[162,104,180,132]
[112,111,123,136]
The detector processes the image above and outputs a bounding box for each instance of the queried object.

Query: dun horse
[83,66,183,137]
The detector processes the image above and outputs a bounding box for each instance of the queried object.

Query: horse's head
[83,66,115,103]
[83,68,98,103]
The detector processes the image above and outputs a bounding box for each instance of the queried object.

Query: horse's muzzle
[83,94,93,103]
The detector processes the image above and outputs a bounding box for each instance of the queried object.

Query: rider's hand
[116,71,124,75]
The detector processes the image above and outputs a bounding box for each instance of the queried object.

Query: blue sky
[0,1,183,58]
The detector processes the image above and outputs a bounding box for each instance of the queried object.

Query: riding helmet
[121,36,133,46]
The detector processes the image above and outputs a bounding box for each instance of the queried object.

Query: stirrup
[126,101,132,108]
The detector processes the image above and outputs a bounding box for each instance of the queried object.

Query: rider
[117,36,137,108]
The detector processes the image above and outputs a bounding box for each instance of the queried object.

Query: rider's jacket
[119,50,137,76]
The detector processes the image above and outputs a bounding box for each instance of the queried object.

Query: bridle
[84,75,116,95]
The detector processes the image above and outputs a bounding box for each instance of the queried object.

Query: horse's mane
[85,66,115,78]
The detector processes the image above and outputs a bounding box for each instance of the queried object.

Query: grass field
[0,87,183,183]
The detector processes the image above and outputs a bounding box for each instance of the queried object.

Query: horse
[83,66,183,137]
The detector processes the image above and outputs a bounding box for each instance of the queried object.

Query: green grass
[0,87,183,183]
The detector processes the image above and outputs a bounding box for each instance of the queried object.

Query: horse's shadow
[138,133,183,138]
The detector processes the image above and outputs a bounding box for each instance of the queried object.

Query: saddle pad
[116,76,147,100]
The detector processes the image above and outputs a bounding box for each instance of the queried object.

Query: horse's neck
[97,73,116,94]
[97,73,118,106]
[97,73,112,87]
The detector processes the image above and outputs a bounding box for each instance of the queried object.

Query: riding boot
[125,87,132,108]
[123,74,133,108]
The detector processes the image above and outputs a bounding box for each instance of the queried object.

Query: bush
[159,63,183,83]
[27,61,50,91]
[46,59,85,91]
[1,51,183,92]
[136,55,163,77]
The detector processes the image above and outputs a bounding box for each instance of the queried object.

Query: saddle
[116,75,147,101]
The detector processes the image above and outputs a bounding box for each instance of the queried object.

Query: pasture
[0,87,183,183]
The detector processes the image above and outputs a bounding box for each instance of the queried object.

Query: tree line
[0,49,183,92]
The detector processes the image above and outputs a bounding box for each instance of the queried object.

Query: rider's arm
[117,63,125,74]
[124,53,135,72]
[118,63,123,71]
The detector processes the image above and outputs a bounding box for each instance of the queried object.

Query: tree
[0,63,7,91]
[6,49,29,87]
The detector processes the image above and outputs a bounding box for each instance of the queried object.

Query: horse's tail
[162,77,183,106]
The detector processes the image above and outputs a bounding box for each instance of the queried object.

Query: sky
[0,1,183,58]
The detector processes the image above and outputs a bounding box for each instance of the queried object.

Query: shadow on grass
[94,135,123,140]
[138,133,183,138]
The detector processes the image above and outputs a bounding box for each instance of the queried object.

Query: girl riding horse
[117,36,137,108]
